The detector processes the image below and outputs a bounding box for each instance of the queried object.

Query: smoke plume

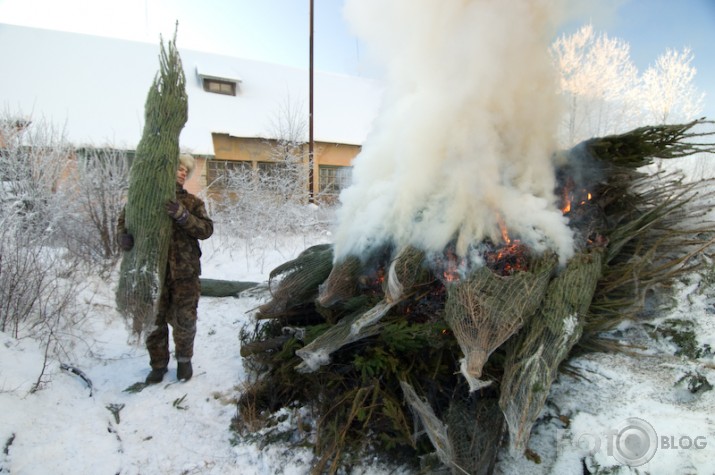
[335,0,574,265]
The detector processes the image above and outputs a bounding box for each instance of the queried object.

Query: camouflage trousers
[146,276,200,369]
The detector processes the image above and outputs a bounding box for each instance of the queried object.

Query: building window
[206,159,251,187]
[203,78,236,96]
[319,165,352,196]
[257,161,287,178]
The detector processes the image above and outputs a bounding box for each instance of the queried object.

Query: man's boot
[145,367,168,384]
[177,361,193,381]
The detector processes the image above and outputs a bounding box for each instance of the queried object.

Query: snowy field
[1,227,715,475]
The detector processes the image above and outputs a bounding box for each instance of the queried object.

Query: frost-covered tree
[551,25,705,148]
[551,24,640,146]
[640,47,705,125]
[116,28,188,339]
[269,93,308,149]
[264,94,310,205]
[0,116,71,236]
[208,95,332,270]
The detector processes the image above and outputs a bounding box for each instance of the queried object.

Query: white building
[0,23,383,195]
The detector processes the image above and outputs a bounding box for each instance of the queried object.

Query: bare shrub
[207,152,334,272]
[56,146,129,271]
[0,116,71,237]
[0,115,87,390]
[205,96,337,270]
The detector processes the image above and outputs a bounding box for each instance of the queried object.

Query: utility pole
[308,0,315,202]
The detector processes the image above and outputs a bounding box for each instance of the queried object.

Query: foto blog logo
[557,417,708,467]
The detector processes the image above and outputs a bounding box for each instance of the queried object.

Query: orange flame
[487,213,528,275]
[496,214,511,245]
[561,180,574,214]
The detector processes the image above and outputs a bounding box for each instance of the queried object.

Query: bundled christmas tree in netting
[444,251,557,391]
[116,26,188,339]
[233,120,715,474]
[499,121,715,456]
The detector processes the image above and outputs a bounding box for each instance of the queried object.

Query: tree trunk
[200,278,259,297]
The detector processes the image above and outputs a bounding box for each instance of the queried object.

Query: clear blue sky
[1,0,713,118]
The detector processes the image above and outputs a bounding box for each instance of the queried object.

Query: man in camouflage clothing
[118,153,213,383]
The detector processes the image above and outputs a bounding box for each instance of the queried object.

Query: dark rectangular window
[202,78,236,96]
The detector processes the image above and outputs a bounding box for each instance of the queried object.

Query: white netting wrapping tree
[116,29,187,340]
[499,244,604,453]
[443,253,557,390]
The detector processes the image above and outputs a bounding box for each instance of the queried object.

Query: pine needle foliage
[116,26,188,339]
[257,243,334,320]
[575,120,715,349]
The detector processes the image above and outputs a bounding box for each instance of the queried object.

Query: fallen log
[200,278,259,297]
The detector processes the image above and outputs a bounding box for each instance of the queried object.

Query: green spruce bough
[116,28,188,340]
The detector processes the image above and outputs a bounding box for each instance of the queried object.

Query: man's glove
[119,233,134,251]
[165,200,189,224]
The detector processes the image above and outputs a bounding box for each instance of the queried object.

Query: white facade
[0,23,384,155]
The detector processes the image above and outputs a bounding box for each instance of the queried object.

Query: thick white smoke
[335,0,574,265]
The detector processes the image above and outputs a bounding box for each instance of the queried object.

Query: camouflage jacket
[118,185,213,280]
[166,186,213,280]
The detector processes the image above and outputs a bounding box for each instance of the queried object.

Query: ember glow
[336,0,574,266]
[560,177,594,215]
[486,242,530,275]
[489,214,529,274]
[440,248,464,283]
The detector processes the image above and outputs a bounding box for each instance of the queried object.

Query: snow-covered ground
[500,271,715,474]
[1,229,715,474]
[0,232,404,475]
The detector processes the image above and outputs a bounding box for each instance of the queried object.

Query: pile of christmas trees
[235,121,715,474]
